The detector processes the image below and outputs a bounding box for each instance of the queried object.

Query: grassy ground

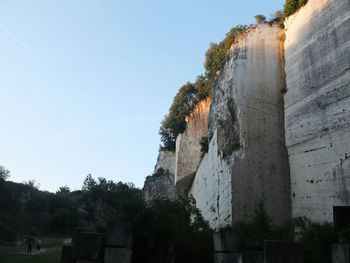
[0,237,67,263]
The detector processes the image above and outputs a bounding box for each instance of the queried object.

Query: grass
[0,237,68,263]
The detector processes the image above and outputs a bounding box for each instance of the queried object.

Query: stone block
[75,232,106,261]
[60,245,74,263]
[332,244,350,263]
[106,221,133,248]
[214,253,241,263]
[76,260,102,263]
[104,247,132,263]
[72,227,88,246]
[76,261,102,263]
[264,240,303,263]
[213,230,240,252]
[152,253,176,263]
[242,252,263,263]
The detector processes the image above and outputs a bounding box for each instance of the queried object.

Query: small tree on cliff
[254,14,266,24]
[0,165,10,181]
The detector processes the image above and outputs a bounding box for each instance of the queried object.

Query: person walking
[36,239,42,253]
[27,238,33,255]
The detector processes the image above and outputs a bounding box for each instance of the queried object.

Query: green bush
[204,25,247,79]
[125,197,213,263]
[283,0,308,17]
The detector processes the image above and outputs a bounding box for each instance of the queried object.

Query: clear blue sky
[0,0,284,192]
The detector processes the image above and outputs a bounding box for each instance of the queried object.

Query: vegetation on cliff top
[283,0,308,17]
[159,8,289,151]
[159,25,247,151]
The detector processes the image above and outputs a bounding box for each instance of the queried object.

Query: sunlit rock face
[175,98,211,195]
[190,24,291,229]
[284,0,350,223]
[143,150,176,202]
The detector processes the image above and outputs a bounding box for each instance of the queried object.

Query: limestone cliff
[284,0,350,223]
[190,24,291,229]
[143,150,176,202]
[143,0,350,229]
[175,98,211,196]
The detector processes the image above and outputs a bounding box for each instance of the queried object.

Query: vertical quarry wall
[190,24,291,229]
[284,0,350,223]
[175,99,210,195]
[143,150,176,202]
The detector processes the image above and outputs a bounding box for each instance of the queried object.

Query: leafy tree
[0,165,10,181]
[57,185,71,194]
[254,14,266,24]
[23,179,40,189]
[159,82,197,150]
[82,174,97,191]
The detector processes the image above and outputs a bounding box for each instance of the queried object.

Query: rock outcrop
[175,98,211,196]
[190,24,291,228]
[143,150,176,202]
[284,0,350,223]
[143,0,350,228]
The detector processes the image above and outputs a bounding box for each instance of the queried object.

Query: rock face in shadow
[175,98,211,195]
[143,151,176,202]
[190,24,291,229]
[284,0,350,223]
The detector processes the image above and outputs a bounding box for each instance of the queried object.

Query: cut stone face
[332,244,350,263]
[106,221,133,248]
[60,245,74,263]
[104,247,132,263]
[214,253,242,263]
[75,232,106,261]
[213,230,240,252]
[264,240,304,263]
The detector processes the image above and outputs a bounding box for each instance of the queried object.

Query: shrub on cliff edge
[283,0,308,17]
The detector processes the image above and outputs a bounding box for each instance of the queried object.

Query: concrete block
[264,240,303,263]
[72,227,88,246]
[214,253,242,263]
[332,244,350,263]
[104,247,132,263]
[213,230,240,252]
[242,252,263,263]
[75,232,106,261]
[60,245,74,263]
[106,221,133,248]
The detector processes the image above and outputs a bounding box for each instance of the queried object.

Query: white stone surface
[191,24,291,228]
[143,150,176,202]
[189,130,234,229]
[154,150,176,175]
[284,0,350,222]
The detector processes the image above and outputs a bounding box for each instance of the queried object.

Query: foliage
[297,221,338,263]
[82,174,97,191]
[159,82,197,150]
[232,198,276,250]
[200,136,209,154]
[0,165,10,181]
[56,185,71,194]
[123,196,213,263]
[22,179,40,190]
[254,14,266,24]
[283,0,308,17]
[160,25,247,150]
[204,25,247,79]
